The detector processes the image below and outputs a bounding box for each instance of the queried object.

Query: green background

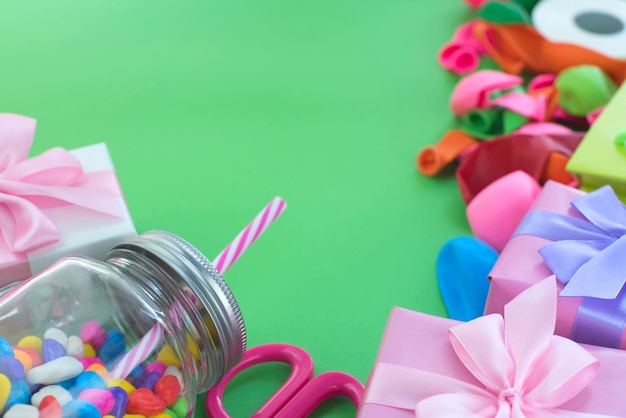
[0,1,473,416]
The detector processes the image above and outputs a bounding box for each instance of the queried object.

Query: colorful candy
[126,388,166,416]
[0,326,185,417]
[31,385,72,407]
[44,328,68,347]
[17,336,41,353]
[78,389,115,415]
[108,386,128,418]
[67,336,85,359]
[26,356,84,385]
[61,399,101,418]
[42,339,67,363]
[38,395,62,418]
[0,373,10,411]
[0,356,25,381]
[0,338,14,357]
[13,350,33,372]
[4,403,39,417]
[154,375,181,407]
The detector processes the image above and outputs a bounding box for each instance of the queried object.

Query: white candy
[164,365,185,390]
[26,356,84,385]
[44,327,68,347]
[4,404,39,418]
[66,335,85,358]
[30,384,73,407]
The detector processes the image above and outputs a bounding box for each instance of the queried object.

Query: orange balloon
[471,21,626,84]
[417,129,478,176]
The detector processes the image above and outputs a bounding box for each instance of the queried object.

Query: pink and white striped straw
[213,196,287,274]
[109,197,287,380]
[109,323,164,379]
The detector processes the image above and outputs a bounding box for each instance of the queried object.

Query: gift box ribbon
[0,113,122,254]
[362,279,615,417]
[514,185,626,348]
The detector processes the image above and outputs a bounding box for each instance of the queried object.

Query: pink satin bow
[364,278,616,417]
[0,113,122,253]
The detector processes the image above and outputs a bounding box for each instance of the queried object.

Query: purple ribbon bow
[515,185,626,348]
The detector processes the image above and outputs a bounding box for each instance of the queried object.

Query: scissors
[205,343,364,417]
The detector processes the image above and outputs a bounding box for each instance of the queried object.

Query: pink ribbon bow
[364,278,617,417]
[0,113,122,253]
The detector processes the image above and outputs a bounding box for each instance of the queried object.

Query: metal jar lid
[107,230,246,384]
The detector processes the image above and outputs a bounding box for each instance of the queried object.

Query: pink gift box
[358,294,626,417]
[484,180,626,349]
[0,114,136,287]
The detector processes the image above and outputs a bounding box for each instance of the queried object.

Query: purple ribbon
[514,185,626,348]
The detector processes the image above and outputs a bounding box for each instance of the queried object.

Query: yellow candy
[86,363,108,379]
[17,336,42,352]
[0,374,10,412]
[103,416,115,418]
[156,344,181,368]
[147,414,170,418]
[107,377,136,394]
[83,343,96,358]
[13,349,32,372]
[185,333,199,360]
[122,415,146,418]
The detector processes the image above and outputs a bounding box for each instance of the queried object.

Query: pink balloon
[450,70,524,116]
[439,43,480,75]
[467,170,541,252]
[515,122,573,136]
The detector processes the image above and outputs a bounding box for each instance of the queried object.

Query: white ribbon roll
[532,0,626,58]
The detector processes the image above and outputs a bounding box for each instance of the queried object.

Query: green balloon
[477,0,531,24]
[555,65,617,117]
[502,110,527,134]
[513,0,541,13]
[459,108,502,140]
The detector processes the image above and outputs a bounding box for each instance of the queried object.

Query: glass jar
[0,230,246,417]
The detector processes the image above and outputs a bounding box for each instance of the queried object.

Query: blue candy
[436,236,498,322]
[61,399,101,418]
[127,365,145,386]
[134,370,161,390]
[57,376,77,391]
[97,329,126,363]
[42,338,67,363]
[0,338,13,357]
[0,356,24,381]
[70,371,106,397]
[5,379,30,410]
[108,386,128,418]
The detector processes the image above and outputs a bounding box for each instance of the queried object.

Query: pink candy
[78,357,104,370]
[79,322,108,351]
[78,389,115,415]
[144,361,167,376]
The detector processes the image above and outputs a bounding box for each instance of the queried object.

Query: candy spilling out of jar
[0,323,189,418]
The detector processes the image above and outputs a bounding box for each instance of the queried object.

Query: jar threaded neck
[106,230,246,391]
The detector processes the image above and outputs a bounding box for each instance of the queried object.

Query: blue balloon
[437,236,499,321]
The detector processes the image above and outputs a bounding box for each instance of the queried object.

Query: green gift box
[567,84,626,200]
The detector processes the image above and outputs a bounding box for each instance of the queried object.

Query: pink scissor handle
[205,343,314,418]
[274,371,364,418]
